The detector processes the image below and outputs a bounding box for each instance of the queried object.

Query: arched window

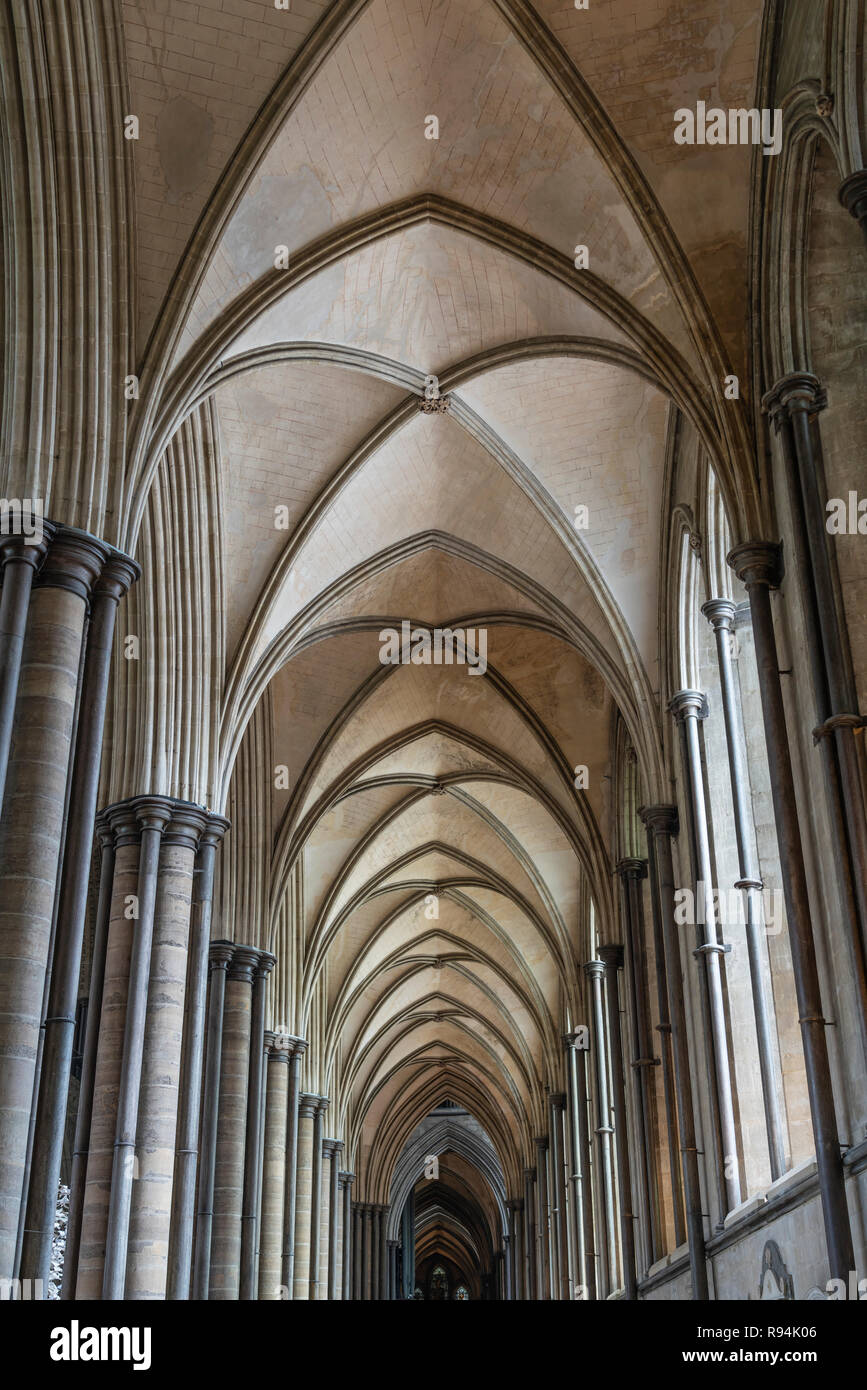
[429,1265,448,1300]
[453,1284,469,1300]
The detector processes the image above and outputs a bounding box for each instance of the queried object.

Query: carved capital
[701,597,736,632]
[228,944,261,984]
[669,689,708,722]
[762,371,827,426]
[639,803,679,837]
[839,169,867,227]
[727,540,783,590]
[208,939,235,971]
[35,526,111,601]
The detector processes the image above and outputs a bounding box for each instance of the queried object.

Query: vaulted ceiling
[123,0,765,1196]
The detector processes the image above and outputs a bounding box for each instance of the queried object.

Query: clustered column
[0,526,138,1282]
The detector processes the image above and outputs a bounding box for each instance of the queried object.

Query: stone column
[387,1239,399,1299]
[167,816,230,1300]
[641,804,709,1299]
[563,1035,593,1299]
[20,550,138,1288]
[533,1135,550,1299]
[670,689,741,1216]
[599,945,637,1299]
[371,1199,381,1300]
[352,1202,362,1299]
[522,1167,537,1299]
[318,1138,335,1298]
[240,950,274,1299]
[325,1140,342,1299]
[548,1095,569,1299]
[764,376,867,1028]
[280,1036,306,1296]
[61,814,113,1298]
[643,824,686,1246]
[191,940,234,1300]
[126,803,208,1300]
[308,1096,328,1299]
[340,1172,354,1300]
[362,1203,373,1300]
[209,945,258,1299]
[585,959,618,1295]
[103,796,174,1299]
[839,169,867,241]
[257,1033,290,1299]
[506,1199,522,1299]
[702,599,787,1181]
[75,806,140,1297]
[728,542,855,1283]
[615,858,662,1268]
[0,528,106,1278]
[0,529,52,812]
[292,1093,317,1300]
[378,1205,389,1300]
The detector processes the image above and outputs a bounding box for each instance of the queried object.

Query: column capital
[669,688,707,722]
[285,1035,308,1057]
[387,1239,400,1250]
[264,1032,291,1061]
[726,540,783,589]
[639,803,679,837]
[563,1029,589,1052]
[103,801,139,847]
[0,526,55,572]
[228,944,261,984]
[133,793,175,835]
[323,1138,343,1156]
[35,525,111,601]
[701,597,736,632]
[338,1171,355,1188]
[93,550,141,604]
[523,1165,536,1181]
[533,1134,548,1152]
[298,1092,318,1118]
[254,949,276,979]
[162,800,210,852]
[506,1197,524,1212]
[315,1095,330,1116]
[615,856,647,880]
[583,958,605,982]
[208,938,235,971]
[839,169,867,227]
[199,811,231,850]
[599,943,625,971]
[762,371,827,424]
[548,1091,566,1110]
[94,811,114,853]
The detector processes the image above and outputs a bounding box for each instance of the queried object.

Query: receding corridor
[0,0,866,1311]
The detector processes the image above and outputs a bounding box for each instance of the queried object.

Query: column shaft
[534,1137,550,1299]
[21,555,136,1286]
[126,806,205,1299]
[0,545,98,1276]
[102,799,172,1299]
[191,941,233,1299]
[258,1038,289,1299]
[642,806,709,1299]
[168,819,228,1300]
[209,946,257,1299]
[292,1094,316,1300]
[599,945,637,1299]
[280,1038,305,1294]
[240,952,274,1299]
